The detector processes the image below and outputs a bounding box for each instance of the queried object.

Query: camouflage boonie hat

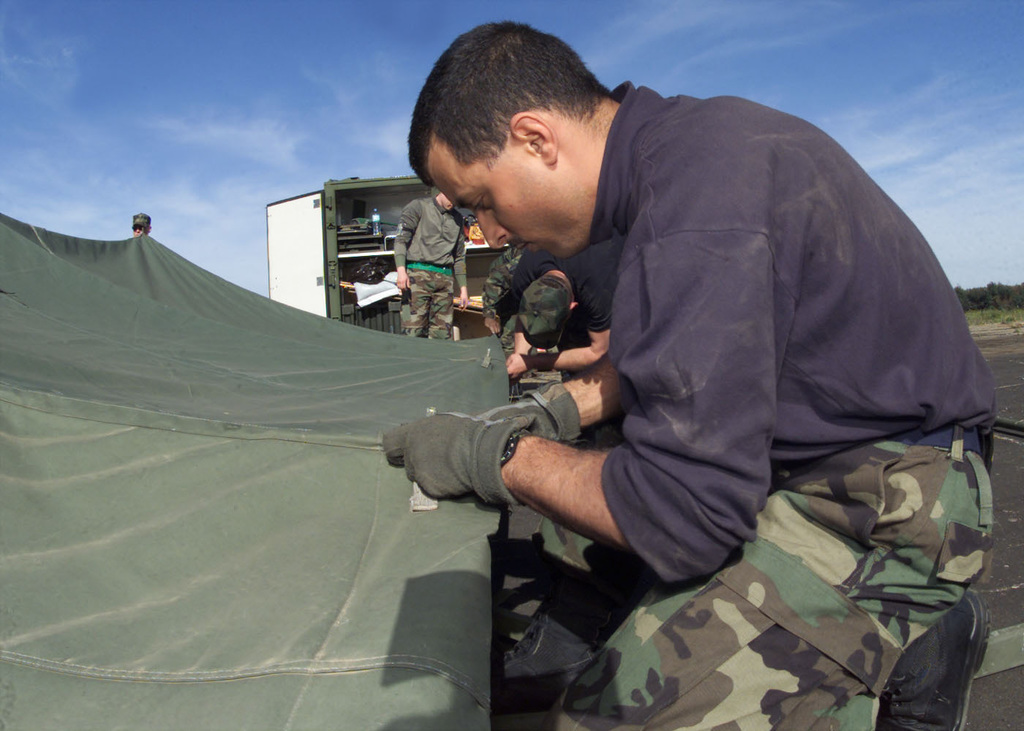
[517,273,573,350]
[132,213,151,229]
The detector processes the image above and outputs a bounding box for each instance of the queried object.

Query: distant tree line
[955,283,1024,311]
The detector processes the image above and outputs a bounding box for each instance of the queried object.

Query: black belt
[894,424,982,455]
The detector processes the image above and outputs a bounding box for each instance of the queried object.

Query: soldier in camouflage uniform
[393,192,468,339]
[481,245,522,355]
[538,430,992,729]
[131,213,151,237]
[516,271,573,351]
[504,241,617,382]
[386,23,996,729]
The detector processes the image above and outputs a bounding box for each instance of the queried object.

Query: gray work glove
[477,382,581,442]
[382,412,533,505]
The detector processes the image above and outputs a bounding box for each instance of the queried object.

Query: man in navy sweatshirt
[384,22,995,730]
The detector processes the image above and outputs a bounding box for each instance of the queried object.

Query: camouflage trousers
[498,316,517,356]
[542,433,993,730]
[402,268,454,339]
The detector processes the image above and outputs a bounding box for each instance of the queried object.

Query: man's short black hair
[408,22,610,185]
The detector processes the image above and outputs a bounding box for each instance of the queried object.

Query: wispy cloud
[0,2,79,105]
[821,75,1024,287]
[291,61,419,177]
[147,114,308,171]
[338,114,412,174]
[580,0,877,83]
[1,0,1020,294]
[570,0,1023,287]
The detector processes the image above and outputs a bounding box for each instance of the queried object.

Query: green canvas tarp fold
[0,212,508,730]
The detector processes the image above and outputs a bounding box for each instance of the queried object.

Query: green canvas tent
[0,212,508,729]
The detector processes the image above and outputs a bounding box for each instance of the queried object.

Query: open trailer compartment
[267,176,497,339]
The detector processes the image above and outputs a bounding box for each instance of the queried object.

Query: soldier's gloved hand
[382,412,533,505]
[477,381,581,442]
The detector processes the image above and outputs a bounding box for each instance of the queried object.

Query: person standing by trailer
[393,192,468,339]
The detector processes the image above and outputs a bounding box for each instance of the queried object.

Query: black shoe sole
[876,590,991,731]
[952,590,990,731]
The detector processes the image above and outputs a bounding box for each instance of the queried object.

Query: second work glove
[477,381,581,442]
[382,412,533,505]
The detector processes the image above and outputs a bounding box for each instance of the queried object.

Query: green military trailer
[266,176,500,338]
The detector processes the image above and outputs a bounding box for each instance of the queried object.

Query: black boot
[876,589,990,731]
[491,573,617,715]
[491,611,599,714]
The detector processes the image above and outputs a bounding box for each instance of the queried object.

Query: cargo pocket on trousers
[936,521,994,583]
[937,450,995,584]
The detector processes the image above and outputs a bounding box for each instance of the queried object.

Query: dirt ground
[967,321,1024,358]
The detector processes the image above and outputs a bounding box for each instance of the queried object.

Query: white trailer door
[267,192,326,315]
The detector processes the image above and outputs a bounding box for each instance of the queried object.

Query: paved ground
[964,324,1024,730]
[493,323,1024,728]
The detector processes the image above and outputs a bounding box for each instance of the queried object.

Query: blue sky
[1,0,1021,294]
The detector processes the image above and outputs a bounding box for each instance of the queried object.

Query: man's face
[426,140,591,259]
[434,191,454,210]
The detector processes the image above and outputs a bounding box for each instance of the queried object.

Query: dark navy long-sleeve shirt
[594,84,996,583]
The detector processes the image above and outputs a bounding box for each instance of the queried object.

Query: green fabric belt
[967,450,995,528]
[408,262,452,274]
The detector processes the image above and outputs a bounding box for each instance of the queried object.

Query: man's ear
[509,111,558,165]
